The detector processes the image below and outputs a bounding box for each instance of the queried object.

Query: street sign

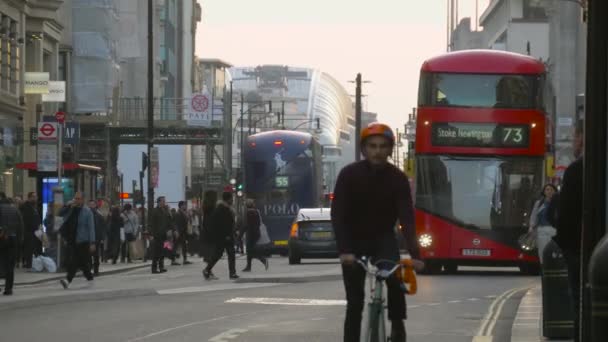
[55,111,66,123]
[42,81,66,102]
[24,72,50,94]
[31,122,79,145]
[186,91,212,127]
[150,147,159,189]
[37,144,58,172]
[37,122,58,141]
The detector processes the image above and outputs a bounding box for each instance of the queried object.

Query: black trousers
[91,241,103,274]
[22,236,33,267]
[0,236,17,292]
[341,235,406,342]
[172,235,188,262]
[65,242,94,283]
[245,239,266,269]
[564,250,581,342]
[205,239,236,276]
[151,237,165,272]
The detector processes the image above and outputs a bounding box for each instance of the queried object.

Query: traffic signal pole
[146,0,155,224]
[355,73,362,161]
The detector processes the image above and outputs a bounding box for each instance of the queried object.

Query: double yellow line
[472,286,532,342]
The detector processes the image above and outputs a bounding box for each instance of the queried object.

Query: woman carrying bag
[528,183,559,263]
[241,199,269,272]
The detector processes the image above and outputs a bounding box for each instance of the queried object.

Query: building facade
[0,0,68,197]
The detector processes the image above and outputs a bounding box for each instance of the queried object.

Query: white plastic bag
[41,256,57,273]
[257,223,271,246]
[31,256,44,272]
[120,227,125,242]
[255,210,271,246]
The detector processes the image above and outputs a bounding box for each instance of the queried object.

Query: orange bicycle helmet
[360,122,395,146]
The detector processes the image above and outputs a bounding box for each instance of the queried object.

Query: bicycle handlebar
[356,258,418,295]
[356,258,402,278]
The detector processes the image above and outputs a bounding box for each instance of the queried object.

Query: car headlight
[419,234,433,248]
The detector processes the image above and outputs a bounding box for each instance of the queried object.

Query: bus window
[418,72,541,109]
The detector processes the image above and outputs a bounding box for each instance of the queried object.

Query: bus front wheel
[420,260,442,275]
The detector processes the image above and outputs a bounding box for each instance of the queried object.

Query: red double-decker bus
[414,50,547,274]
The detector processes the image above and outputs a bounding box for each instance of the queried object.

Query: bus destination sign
[431,122,529,148]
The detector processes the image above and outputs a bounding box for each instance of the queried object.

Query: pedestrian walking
[120,204,138,263]
[189,207,201,257]
[528,183,559,263]
[58,192,96,289]
[0,193,24,295]
[19,192,41,268]
[241,199,269,272]
[43,204,59,263]
[173,201,192,265]
[553,119,584,342]
[149,196,171,274]
[88,200,107,275]
[107,206,124,264]
[203,191,239,280]
[200,190,217,262]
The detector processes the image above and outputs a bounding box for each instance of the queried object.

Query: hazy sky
[196,0,489,130]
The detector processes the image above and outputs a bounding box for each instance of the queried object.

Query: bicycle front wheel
[366,301,385,342]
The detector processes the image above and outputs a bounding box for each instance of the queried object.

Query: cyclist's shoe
[391,320,406,342]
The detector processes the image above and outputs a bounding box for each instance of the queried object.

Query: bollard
[541,240,574,339]
[589,235,608,341]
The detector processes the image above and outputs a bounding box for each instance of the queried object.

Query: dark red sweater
[331,160,420,259]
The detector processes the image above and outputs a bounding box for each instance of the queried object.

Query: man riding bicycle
[331,123,424,342]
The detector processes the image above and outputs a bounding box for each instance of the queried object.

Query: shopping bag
[31,256,44,272]
[40,256,57,273]
[129,239,145,260]
[257,223,271,246]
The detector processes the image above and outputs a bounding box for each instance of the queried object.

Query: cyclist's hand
[339,254,356,265]
[411,259,425,272]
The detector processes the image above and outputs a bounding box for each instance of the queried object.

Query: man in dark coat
[553,119,584,342]
[88,200,107,275]
[172,201,192,265]
[202,192,238,280]
[149,196,171,274]
[19,192,41,268]
[0,193,24,295]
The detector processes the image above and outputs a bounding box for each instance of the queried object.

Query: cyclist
[331,122,424,342]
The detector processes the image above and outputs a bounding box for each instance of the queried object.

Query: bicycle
[357,258,418,342]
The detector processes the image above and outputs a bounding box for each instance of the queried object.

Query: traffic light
[142,152,148,172]
[119,192,132,200]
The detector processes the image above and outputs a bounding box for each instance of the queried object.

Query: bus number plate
[462,249,491,257]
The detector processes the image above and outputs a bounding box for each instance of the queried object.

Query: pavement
[510,285,574,342]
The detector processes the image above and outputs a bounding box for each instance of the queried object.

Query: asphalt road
[0,258,538,342]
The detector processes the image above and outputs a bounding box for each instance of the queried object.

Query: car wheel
[288,252,301,265]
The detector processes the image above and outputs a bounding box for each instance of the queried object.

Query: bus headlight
[419,234,433,248]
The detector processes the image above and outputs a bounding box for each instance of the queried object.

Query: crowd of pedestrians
[1,187,271,295]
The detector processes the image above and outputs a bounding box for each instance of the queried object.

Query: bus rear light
[290,223,299,238]
[531,122,537,128]
[424,121,430,126]
[419,234,433,248]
